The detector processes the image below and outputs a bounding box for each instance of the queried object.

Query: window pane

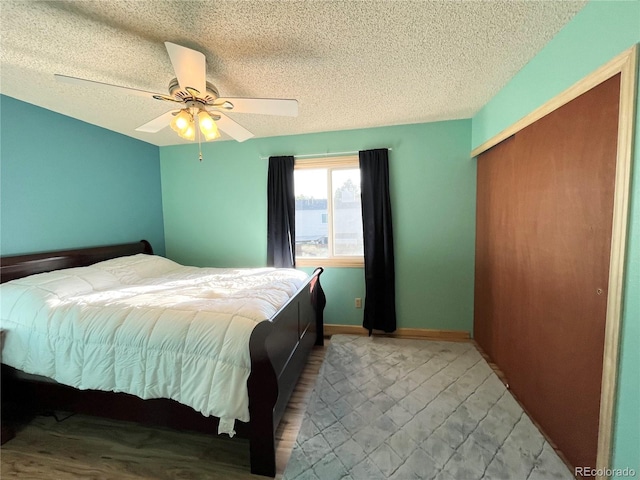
[332,168,364,256]
[294,169,328,258]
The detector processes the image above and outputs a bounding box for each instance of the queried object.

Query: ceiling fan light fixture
[179,122,196,141]
[170,109,193,134]
[198,110,220,141]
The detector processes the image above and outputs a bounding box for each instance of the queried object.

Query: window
[294,156,364,267]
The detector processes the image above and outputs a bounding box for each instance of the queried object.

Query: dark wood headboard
[0,240,153,284]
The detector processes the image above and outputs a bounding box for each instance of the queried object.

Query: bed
[0,240,325,477]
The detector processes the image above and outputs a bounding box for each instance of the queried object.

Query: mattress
[0,254,309,435]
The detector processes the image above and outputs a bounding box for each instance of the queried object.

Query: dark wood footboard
[0,242,326,478]
[248,267,324,477]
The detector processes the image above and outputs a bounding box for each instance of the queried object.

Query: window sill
[296,257,364,268]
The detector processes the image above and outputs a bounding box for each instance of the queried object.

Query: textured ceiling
[0,0,587,147]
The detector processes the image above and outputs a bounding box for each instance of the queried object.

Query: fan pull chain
[196,111,203,162]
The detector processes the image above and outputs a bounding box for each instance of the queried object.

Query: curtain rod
[259,148,392,161]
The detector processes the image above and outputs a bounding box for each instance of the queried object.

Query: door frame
[471,44,638,474]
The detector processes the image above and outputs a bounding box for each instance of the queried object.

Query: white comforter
[0,254,309,435]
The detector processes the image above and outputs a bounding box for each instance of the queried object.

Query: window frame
[294,155,364,268]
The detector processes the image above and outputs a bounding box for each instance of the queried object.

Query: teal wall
[160,120,476,331]
[471,1,639,474]
[0,95,165,256]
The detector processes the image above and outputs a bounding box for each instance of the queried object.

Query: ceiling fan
[54,42,298,144]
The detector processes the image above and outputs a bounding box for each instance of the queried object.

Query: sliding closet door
[474,74,620,470]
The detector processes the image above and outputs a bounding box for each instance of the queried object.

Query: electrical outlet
[355,298,362,308]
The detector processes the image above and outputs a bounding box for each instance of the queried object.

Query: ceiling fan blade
[164,42,206,95]
[135,111,176,133]
[214,112,254,143]
[54,74,163,100]
[214,97,298,117]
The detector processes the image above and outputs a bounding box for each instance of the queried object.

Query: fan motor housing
[168,78,219,103]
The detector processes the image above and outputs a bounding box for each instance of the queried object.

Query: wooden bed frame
[0,240,325,477]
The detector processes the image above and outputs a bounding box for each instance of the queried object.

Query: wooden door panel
[474,74,620,469]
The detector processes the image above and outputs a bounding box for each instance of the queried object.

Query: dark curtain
[267,156,295,268]
[359,148,396,334]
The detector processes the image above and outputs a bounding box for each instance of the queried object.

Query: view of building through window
[294,162,364,261]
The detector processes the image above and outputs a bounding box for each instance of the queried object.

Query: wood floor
[0,344,328,480]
